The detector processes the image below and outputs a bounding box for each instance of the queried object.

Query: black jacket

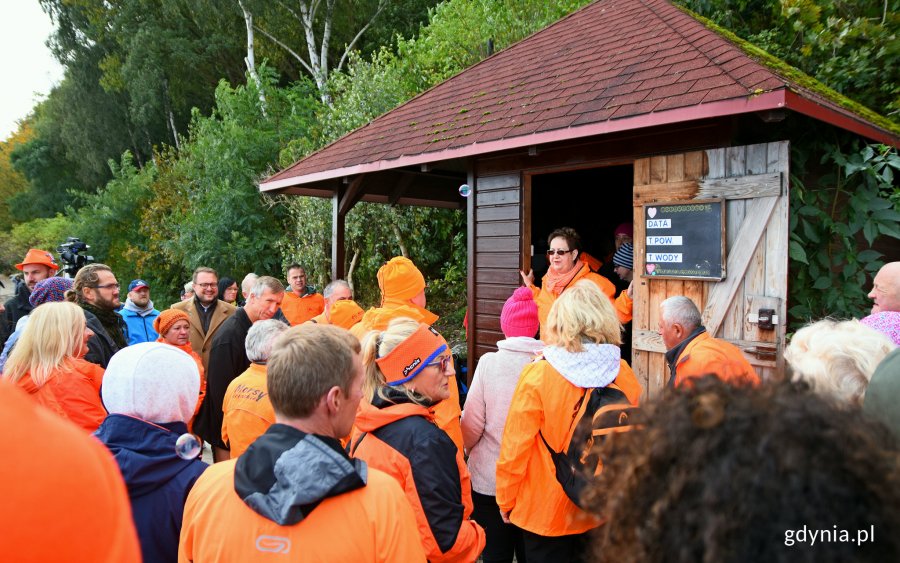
[194,307,252,448]
[83,309,125,368]
[2,283,32,346]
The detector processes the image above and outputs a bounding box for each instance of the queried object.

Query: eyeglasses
[547,249,573,256]
[426,355,453,372]
[92,283,120,290]
[194,283,217,289]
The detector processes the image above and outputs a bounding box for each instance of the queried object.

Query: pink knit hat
[501,287,539,338]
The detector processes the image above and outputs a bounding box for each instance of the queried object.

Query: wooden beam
[338,175,366,216]
[388,174,415,206]
[332,187,346,280]
[697,172,782,199]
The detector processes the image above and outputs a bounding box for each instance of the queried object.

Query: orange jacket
[352,393,485,562]
[0,381,140,561]
[280,291,325,325]
[670,331,760,387]
[496,356,641,536]
[349,300,464,452]
[221,363,274,457]
[17,357,107,433]
[530,263,623,335]
[615,289,633,324]
[179,435,425,562]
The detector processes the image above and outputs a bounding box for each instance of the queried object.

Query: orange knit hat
[15,248,59,271]
[375,323,448,386]
[377,257,425,301]
[328,299,364,330]
[154,309,190,337]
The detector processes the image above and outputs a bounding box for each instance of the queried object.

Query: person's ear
[325,386,342,414]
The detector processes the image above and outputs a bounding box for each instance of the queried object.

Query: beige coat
[170,299,236,371]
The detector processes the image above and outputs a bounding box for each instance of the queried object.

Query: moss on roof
[673,4,900,138]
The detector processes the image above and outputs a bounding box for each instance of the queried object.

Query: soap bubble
[458,184,472,198]
[175,433,201,460]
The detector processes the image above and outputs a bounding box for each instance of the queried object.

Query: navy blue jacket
[95,415,208,563]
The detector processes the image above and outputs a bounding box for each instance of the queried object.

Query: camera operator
[2,249,59,347]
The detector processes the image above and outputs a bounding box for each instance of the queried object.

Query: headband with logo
[375,323,448,386]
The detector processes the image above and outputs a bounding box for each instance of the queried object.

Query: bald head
[868,262,900,314]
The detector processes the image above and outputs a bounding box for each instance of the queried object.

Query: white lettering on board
[646,219,671,229]
[646,235,683,246]
[646,253,683,263]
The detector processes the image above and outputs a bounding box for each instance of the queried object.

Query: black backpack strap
[347,432,367,456]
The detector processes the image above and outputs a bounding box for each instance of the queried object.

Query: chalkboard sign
[642,199,726,280]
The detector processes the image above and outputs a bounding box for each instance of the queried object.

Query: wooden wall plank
[746,143,768,175]
[667,153,685,182]
[476,221,520,237]
[684,150,707,179]
[726,145,746,176]
[476,188,520,206]
[475,237,521,253]
[477,174,520,191]
[720,197,746,339]
[476,285,519,300]
[476,268,520,285]
[697,173,781,199]
[650,155,667,183]
[707,147,725,178]
[474,314,501,331]
[476,205,519,222]
[632,204,649,331]
[634,158,650,185]
[475,252,520,269]
[633,180,698,203]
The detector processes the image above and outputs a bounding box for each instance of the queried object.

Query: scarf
[542,260,584,296]
[81,301,127,350]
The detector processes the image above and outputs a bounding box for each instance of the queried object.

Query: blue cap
[128,279,150,292]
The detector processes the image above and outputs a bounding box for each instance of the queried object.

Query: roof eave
[782,90,899,147]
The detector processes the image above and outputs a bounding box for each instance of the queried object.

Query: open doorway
[528,164,634,358]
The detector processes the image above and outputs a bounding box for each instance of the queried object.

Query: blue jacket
[95,415,207,563]
[118,305,161,345]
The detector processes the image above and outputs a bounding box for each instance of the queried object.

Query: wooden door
[631,141,789,399]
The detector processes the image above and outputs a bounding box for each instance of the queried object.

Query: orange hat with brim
[329,299,364,330]
[16,248,59,272]
[375,323,448,386]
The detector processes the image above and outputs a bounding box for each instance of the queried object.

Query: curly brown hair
[585,377,900,563]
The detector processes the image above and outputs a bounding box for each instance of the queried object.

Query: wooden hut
[260,0,899,398]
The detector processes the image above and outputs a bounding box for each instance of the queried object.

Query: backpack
[539,384,641,508]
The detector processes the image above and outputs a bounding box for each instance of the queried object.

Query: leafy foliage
[789,142,900,322]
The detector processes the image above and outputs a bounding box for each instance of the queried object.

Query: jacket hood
[234,424,367,526]
[354,389,434,434]
[121,299,156,316]
[94,414,207,497]
[543,343,621,388]
[360,300,439,331]
[496,336,544,355]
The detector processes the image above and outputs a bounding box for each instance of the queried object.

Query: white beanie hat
[102,342,200,424]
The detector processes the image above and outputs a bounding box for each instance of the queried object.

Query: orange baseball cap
[375,323,448,386]
[15,249,59,272]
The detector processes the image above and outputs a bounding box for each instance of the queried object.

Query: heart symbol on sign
[648,208,657,218]
[646,264,656,274]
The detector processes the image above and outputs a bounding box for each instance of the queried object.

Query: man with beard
[171,267,236,372]
[67,264,127,368]
[195,275,285,462]
[118,279,161,345]
[2,249,59,346]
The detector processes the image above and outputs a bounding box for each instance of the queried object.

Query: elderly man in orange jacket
[659,296,759,388]
[350,256,465,453]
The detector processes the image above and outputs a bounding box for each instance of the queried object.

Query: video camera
[57,237,94,278]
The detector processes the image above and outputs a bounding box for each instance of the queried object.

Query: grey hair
[183,281,193,293]
[249,276,285,298]
[323,279,352,300]
[660,296,702,331]
[241,273,259,295]
[245,319,290,363]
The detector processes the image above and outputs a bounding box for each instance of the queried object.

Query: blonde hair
[545,279,622,352]
[4,302,88,386]
[785,319,896,405]
[361,316,430,406]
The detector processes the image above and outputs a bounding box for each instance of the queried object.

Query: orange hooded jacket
[349,299,465,453]
[351,391,485,562]
[0,382,140,561]
[16,357,106,432]
[530,263,624,335]
[670,331,760,387]
[496,353,641,537]
[179,426,425,562]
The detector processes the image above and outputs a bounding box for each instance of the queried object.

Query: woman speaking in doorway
[520,226,621,337]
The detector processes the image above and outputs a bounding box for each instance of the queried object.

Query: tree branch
[253,24,314,76]
[337,0,387,72]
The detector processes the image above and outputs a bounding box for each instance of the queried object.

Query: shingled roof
[261,0,898,192]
